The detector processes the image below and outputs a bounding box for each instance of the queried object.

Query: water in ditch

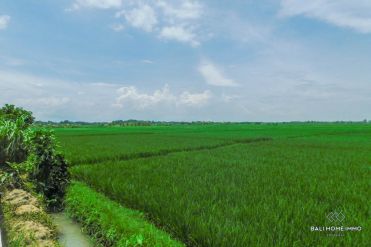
[51,212,94,247]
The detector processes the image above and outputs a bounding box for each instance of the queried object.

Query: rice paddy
[56,123,371,246]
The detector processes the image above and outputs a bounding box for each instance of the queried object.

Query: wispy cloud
[279,0,371,33]
[0,15,10,30]
[69,0,204,46]
[0,70,215,121]
[159,26,199,46]
[119,4,158,32]
[179,90,211,106]
[114,84,211,108]
[114,85,175,108]
[198,61,237,87]
[66,0,123,11]
[156,0,203,20]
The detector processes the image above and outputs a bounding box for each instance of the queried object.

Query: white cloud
[279,0,371,33]
[180,90,211,106]
[75,0,204,46]
[68,0,122,10]
[198,61,237,87]
[114,85,175,108]
[157,0,203,20]
[121,4,158,32]
[159,26,199,46]
[0,70,238,121]
[155,0,203,46]
[0,15,10,30]
[114,84,211,108]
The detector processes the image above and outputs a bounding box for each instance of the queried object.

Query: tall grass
[71,133,370,246]
[57,133,229,165]
[55,123,371,165]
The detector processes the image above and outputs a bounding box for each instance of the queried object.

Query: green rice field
[56,123,371,246]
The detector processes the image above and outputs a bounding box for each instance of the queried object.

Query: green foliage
[66,182,184,247]
[0,118,29,164]
[0,104,70,211]
[0,168,21,190]
[27,129,70,211]
[0,103,34,165]
[0,104,34,129]
[65,124,371,247]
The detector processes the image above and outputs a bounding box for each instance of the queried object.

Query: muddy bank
[1,189,59,247]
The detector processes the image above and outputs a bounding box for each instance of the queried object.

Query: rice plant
[67,126,371,246]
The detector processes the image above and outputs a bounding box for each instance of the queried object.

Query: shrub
[0,104,34,129]
[0,104,70,211]
[27,129,70,211]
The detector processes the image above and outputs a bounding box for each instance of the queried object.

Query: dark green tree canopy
[0,104,35,128]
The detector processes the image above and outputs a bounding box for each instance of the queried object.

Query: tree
[0,104,34,129]
[27,129,69,210]
[0,117,29,164]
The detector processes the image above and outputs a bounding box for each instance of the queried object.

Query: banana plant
[0,117,28,165]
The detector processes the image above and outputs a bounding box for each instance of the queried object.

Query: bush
[0,104,34,129]
[0,104,70,211]
[27,129,70,211]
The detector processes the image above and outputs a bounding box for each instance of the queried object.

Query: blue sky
[0,0,370,122]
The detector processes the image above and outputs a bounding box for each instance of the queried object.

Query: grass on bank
[1,190,59,247]
[65,182,184,247]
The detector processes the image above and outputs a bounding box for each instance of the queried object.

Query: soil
[15,204,41,215]
[1,188,58,247]
[3,189,38,207]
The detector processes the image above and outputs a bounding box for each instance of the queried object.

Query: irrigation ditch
[0,188,94,247]
[52,212,93,247]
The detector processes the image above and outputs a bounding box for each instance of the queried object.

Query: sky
[0,0,370,122]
